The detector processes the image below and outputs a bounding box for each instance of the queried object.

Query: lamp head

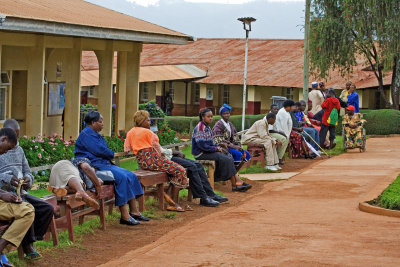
[238,17,256,31]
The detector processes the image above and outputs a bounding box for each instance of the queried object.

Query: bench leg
[208,166,215,190]
[65,205,74,242]
[261,152,265,167]
[50,215,59,246]
[99,199,106,231]
[138,195,144,213]
[157,184,164,211]
[17,246,24,259]
[108,201,114,215]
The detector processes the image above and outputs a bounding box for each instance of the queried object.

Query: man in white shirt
[309,81,325,115]
[268,104,289,165]
[275,100,294,138]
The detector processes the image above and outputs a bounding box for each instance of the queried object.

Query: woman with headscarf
[124,110,192,211]
[75,111,148,226]
[212,104,251,171]
[192,108,252,192]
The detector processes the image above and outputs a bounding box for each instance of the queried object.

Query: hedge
[336,109,400,135]
[166,114,265,134]
[375,174,400,210]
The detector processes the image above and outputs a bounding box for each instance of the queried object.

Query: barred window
[223,85,230,104]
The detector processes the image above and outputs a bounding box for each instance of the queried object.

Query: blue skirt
[228,148,251,166]
[98,165,143,207]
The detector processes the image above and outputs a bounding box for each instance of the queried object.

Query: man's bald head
[3,119,20,138]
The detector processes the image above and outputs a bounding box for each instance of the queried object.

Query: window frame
[0,86,7,122]
[223,85,230,105]
[141,82,149,102]
[193,83,200,104]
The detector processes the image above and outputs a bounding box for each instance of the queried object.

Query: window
[194,83,200,104]
[206,87,213,100]
[168,81,174,100]
[0,87,7,121]
[0,72,10,86]
[88,86,95,97]
[141,82,149,101]
[223,85,230,104]
[285,87,294,100]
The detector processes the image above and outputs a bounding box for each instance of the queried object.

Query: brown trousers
[0,200,35,247]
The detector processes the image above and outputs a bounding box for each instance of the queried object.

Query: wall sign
[48,82,65,116]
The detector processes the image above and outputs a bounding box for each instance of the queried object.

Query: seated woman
[342,105,366,149]
[125,111,225,208]
[289,104,314,159]
[75,111,148,226]
[49,158,104,210]
[212,104,251,171]
[192,108,251,192]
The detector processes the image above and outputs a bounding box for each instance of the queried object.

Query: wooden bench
[30,165,115,243]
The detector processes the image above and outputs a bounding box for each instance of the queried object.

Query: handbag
[96,170,115,185]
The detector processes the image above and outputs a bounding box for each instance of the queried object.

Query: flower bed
[368,174,400,210]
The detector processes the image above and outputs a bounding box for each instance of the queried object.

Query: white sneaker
[274,165,282,170]
[265,165,278,171]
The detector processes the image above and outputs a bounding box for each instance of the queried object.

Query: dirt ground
[96,137,400,267]
[29,157,318,267]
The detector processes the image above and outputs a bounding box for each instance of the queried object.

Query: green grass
[120,159,138,171]
[28,188,51,198]
[325,136,345,156]
[163,212,177,219]
[373,174,400,210]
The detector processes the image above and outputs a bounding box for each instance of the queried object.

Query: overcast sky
[86,0,306,39]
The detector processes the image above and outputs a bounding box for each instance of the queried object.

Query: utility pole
[238,17,256,131]
[303,0,311,107]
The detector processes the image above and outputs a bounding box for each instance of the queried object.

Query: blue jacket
[74,127,114,168]
[192,121,218,157]
[347,92,359,113]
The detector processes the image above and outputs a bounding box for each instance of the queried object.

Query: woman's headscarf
[219,104,232,115]
[133,110,150,127]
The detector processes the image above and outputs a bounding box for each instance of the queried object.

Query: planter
[359,202,400,218]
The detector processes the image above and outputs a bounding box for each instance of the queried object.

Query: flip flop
[25,251,42,261]
[184,204,194,211]
[166,205,185,212]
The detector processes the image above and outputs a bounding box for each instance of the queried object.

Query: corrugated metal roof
[0,0,188,38]
[81,64,207,87]
[139,38,392,89]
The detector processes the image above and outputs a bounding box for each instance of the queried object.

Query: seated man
[1,119,54,260]
[242,113,281,171]
[0,128,35,267]
[295,101,320,152]
[268,104,289,165]
[342,105,366,149]
[164,148,229,206]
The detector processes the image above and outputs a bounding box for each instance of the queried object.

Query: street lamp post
[238,17,256,131]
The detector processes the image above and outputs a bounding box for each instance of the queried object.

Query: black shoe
[279,159,284,165]
[120,217,140,226]
[212,195,228,203]
[242,182,252,190]
[232,184,249,192]
[130,213,150,221]
[200,197,220,207]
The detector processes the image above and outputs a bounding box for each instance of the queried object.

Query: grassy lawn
[369,174,400,210]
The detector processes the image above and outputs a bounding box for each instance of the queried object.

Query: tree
[309,0,400,109]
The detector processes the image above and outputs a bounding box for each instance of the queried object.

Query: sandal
[75,192,100,210]
[25,251,42,261]
[167,205,185,212]
[48,186,67,198]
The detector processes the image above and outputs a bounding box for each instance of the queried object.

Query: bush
[139,100,165,119]
[104,135,125,153]
[166,114,265,134]
[158,122,180,145]
[20,133,74,168]
[376,174,400,210]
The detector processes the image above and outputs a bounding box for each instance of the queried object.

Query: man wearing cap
[308,81,325,115]
[342,105,366,149]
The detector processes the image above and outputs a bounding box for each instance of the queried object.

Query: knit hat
[347,105,355,111]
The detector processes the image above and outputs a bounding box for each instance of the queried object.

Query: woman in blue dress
[212,104,251,171]
[75,111,148,226]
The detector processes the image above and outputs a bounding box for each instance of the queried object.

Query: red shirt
[321,97,340,126]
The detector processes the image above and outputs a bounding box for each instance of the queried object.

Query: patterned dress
[125,127,189,189]
[342,113,366,148]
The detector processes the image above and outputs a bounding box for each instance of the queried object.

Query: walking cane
[302,130,331,158]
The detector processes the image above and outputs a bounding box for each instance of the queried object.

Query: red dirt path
[101,137,400,266]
